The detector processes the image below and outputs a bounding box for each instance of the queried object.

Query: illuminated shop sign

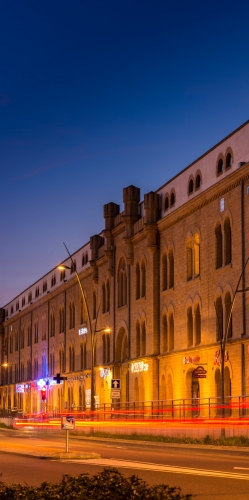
[79,327,88,335]
[214,350,229,365]
[183,355,200,365]
[99,368,110,378]
[131,362,149,373]
[16,384,25,393]
[67,375,88,382]
[36,378,61,388]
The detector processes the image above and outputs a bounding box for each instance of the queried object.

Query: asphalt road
[1,430,249,499]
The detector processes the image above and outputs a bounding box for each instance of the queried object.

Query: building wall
[1,122,249,414]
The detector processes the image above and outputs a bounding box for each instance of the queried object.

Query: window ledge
[162,286,174,294]
[215,263,232,274]
[186,275,201,285]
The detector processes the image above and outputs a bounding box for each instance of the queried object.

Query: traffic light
[41,387,46,401]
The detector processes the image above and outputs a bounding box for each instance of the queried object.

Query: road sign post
[61,416,75,453]
[111,379,121,399]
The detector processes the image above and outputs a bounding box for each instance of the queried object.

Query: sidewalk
[1,428,249,459]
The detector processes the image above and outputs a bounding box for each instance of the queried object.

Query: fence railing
[4,394,249,421]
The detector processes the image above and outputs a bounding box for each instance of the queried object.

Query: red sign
[193,366,207,379]
[183,355,200,365]
[214,350,229,365]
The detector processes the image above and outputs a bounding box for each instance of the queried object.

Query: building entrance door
[191,377,200,417]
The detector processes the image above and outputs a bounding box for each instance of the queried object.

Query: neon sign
[131,362,149,373]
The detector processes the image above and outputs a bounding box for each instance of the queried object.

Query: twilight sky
[1,0,249,307]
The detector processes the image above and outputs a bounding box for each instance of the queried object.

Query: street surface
[0,430,249,499]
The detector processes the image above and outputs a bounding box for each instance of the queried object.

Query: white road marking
[60,458,249,480]
[234,467,249,470]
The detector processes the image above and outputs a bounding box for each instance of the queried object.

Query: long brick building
[1,121,249,415]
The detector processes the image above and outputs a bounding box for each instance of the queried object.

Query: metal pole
[66,429,69,453]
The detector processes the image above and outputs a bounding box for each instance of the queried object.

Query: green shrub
[0,468,192,500]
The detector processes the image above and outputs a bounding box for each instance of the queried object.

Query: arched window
[118,259,127,307]
[195,304,201,345]
[136,263,140,299]
[215,296,223,341]
[215,224,222,269]
[225,292,232,339]
[72,345,75,371]
[226,153,232,169]
[50,311,55,337]
[164,195,169,211]
[162,314,168,352]
[169,312,174,351]
[189,179,194,194]
[93,291,96,320]
[187,306,193,347]
[69,346,72,372]
[102,283,106,314]
[141,321,146,356]
[162,254,167,291]
[106,281,110,312]
[186,237,192,281]
[194,233,200,277]
[69,302,75,329]
[170,191,175,207]
[59,306,64,333]
[80,343,84,369]
[85,252,88,264]
[168,249,174,288]
[82,254,85,266]
[217,159,223,174]
[136,321,140,357]
[141,261,146,297]
[196,174,201,189]
[224,218,232,265]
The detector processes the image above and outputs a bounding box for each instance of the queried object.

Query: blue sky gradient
[1,0,249,306]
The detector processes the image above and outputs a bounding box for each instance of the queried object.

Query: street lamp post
[58,242,110,413]
[214,256,249,433]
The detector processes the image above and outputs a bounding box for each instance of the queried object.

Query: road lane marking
[60,458,249,480]
[234,467,249,470]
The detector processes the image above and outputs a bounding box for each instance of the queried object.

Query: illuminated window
[186,237,193,280]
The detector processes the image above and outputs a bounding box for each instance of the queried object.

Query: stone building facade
[1,120,249,415]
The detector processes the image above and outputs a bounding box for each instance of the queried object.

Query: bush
[0,468,192,500]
